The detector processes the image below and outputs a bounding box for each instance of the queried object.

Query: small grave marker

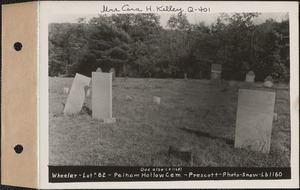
[104,117,116,124]
[92,72,112,120]
[235,89,275,153]
[211,64,222,83]
[264,76,274,88]
[245,71,255,83]
[125,95,133,101]
[64,74,91,114]
[184,73,187,80]
[63,87,69,94]
[264,76,273,82]
[96,67,102,72]
[153,96,161,104]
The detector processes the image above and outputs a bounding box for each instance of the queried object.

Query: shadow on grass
[81,106,92,116]
[179,127,234,146]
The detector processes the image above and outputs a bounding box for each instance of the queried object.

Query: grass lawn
[49,77,290,167]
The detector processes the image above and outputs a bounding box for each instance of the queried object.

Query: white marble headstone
[235,89,275,153]
[64,73,91,114]
[92,72,112,120]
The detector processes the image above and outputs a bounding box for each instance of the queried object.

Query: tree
[49,23,89,76]
[211,13,260,80]
[87,15,132,75]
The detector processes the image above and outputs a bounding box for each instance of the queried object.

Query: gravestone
[64,73,91,114]
[264,76,274,88]
[63,87,69,94]
[264,76,273,82]
[153,96,161,105]
[104,117,116,124]
[235,89,275,153]
[109,68,116,81]
[211,64,222,83]
[184,73,187,80]
[96,67,102,72]
[92,72,112,120]
[245,71,255,83]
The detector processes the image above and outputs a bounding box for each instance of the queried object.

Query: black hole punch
[14,144,23,154]
[13,42,22,51]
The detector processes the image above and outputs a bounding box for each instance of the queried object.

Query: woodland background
[49,13,290,82]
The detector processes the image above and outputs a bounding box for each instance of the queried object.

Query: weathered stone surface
[64,74,91,114]
[235,89,275,153]
[92,72,112,120]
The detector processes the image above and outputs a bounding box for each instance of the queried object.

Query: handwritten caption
[49,166,289,182]
[101,5,211,14]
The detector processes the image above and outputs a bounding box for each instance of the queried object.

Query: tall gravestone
[211,64,222,83]
[64,73,91,114]
[235,89,275,153]
[92,72,112,120]
[109,68,116,81]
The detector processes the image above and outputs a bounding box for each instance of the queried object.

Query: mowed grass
[49,77,290,167]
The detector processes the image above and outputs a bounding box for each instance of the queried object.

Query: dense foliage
[49,13,289,81]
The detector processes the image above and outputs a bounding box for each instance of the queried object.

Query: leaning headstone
[264,81,274,88]
[245,71,255,83]
[96,67,102,72]
[235,89,275,153]
[109,68,116,81]
[264,76,273,82]
[211,64,222,83]
[264,76,274,88]
[64,73,91,114]
[92,72,112,120]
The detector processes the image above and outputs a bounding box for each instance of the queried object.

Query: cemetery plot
[49,77,291,167]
